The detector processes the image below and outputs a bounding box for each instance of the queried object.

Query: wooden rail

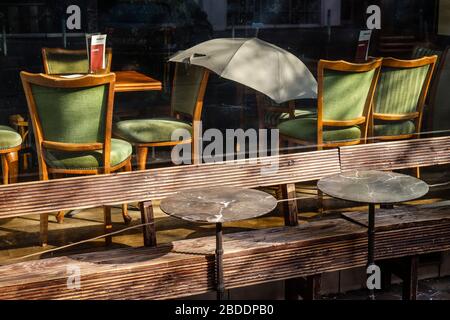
[339,136,450,172]
[0,150,340,219]
[1,205,450,300]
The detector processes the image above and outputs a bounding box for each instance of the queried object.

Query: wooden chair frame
[280,59,382,150]
[133,64,210,170]
[0,145,20,186]
[41,47,113,74]
[20,72,132,246]
[370,56,437,141]
[9,114,31,171]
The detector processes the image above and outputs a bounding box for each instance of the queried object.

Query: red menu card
[355,30,372,63]
[88,34,107,73]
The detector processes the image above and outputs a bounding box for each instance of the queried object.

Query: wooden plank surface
[341,204,450,231]
[0,150,341,219]
[0,218,366,300]
[339,136,450,172]
[114,71,162,92]
[2,208,450,300]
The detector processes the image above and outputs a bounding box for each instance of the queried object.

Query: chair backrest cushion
[31,84,108,143]
[171,64,206,117]
[322,69,376,121]
[45,51,89,75]
[374,64,430,115]
[43,49,112,75]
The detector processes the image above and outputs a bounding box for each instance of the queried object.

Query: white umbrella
[169,38,317,104]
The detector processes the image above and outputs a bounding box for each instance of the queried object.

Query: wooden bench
[0,149,341,246]
[2,205,450,300]
[1,136,450,300]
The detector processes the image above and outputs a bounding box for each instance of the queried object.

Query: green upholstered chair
[42,48,112,74]
[278,59,382,150]
[20,72,133,246]
[113,64,210,170]
[0,125,22,185]
[371,56,437,141]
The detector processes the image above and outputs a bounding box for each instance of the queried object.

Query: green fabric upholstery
[373,64,430,137]
[0,126,22,150]
[113,118,192,144]
[45,50,112,75]
[374,65,430,115]
[278,68,376,144]
[323,69,375,121]
[31,82,131,170]
[45,52,89,75]
[31,84,108,143]
[374,120,416,137]
[44,138,132,170]
[113,64,205,145]
[278,118,361,143]
[171,64,206,116]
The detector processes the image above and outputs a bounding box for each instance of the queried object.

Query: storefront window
[227,0,321,26]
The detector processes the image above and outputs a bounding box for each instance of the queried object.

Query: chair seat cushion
[113,118,192,144]
[374,120,416,137]
[265,107,317,127]
[44,138,132,170]
[0,126,22,151]
[278,118,362,143]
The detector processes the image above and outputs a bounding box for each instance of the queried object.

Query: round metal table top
[160,187,278,224]
[317,170,429,204]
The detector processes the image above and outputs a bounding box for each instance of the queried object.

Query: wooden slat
[2,205,450,300]
[341,204,450,231]
[0,150,340,219]
[339,136,450,172]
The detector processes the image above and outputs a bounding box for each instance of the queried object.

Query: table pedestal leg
[216,222,225,300]
[367,203,376,300]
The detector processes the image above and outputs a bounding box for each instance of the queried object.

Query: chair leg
[6,152,19,184]
[52,173,65,223]
[104,206,112,246]
[1,154,9,185]
[121,160,133,224]
[56,211,65,224]
[414,167,421,179]
[136,146,148,171]
[40,213,49,247]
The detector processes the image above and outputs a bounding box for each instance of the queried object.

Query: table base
[367,203,377,300]
[216,222,225,300]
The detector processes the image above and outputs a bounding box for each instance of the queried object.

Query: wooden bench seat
[2,204,450,300]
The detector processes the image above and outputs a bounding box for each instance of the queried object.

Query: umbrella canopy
[169,38,317,104]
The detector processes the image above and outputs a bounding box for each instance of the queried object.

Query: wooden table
[318,170,429,300]
[160,187,278,300]
[114,70,162,93]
